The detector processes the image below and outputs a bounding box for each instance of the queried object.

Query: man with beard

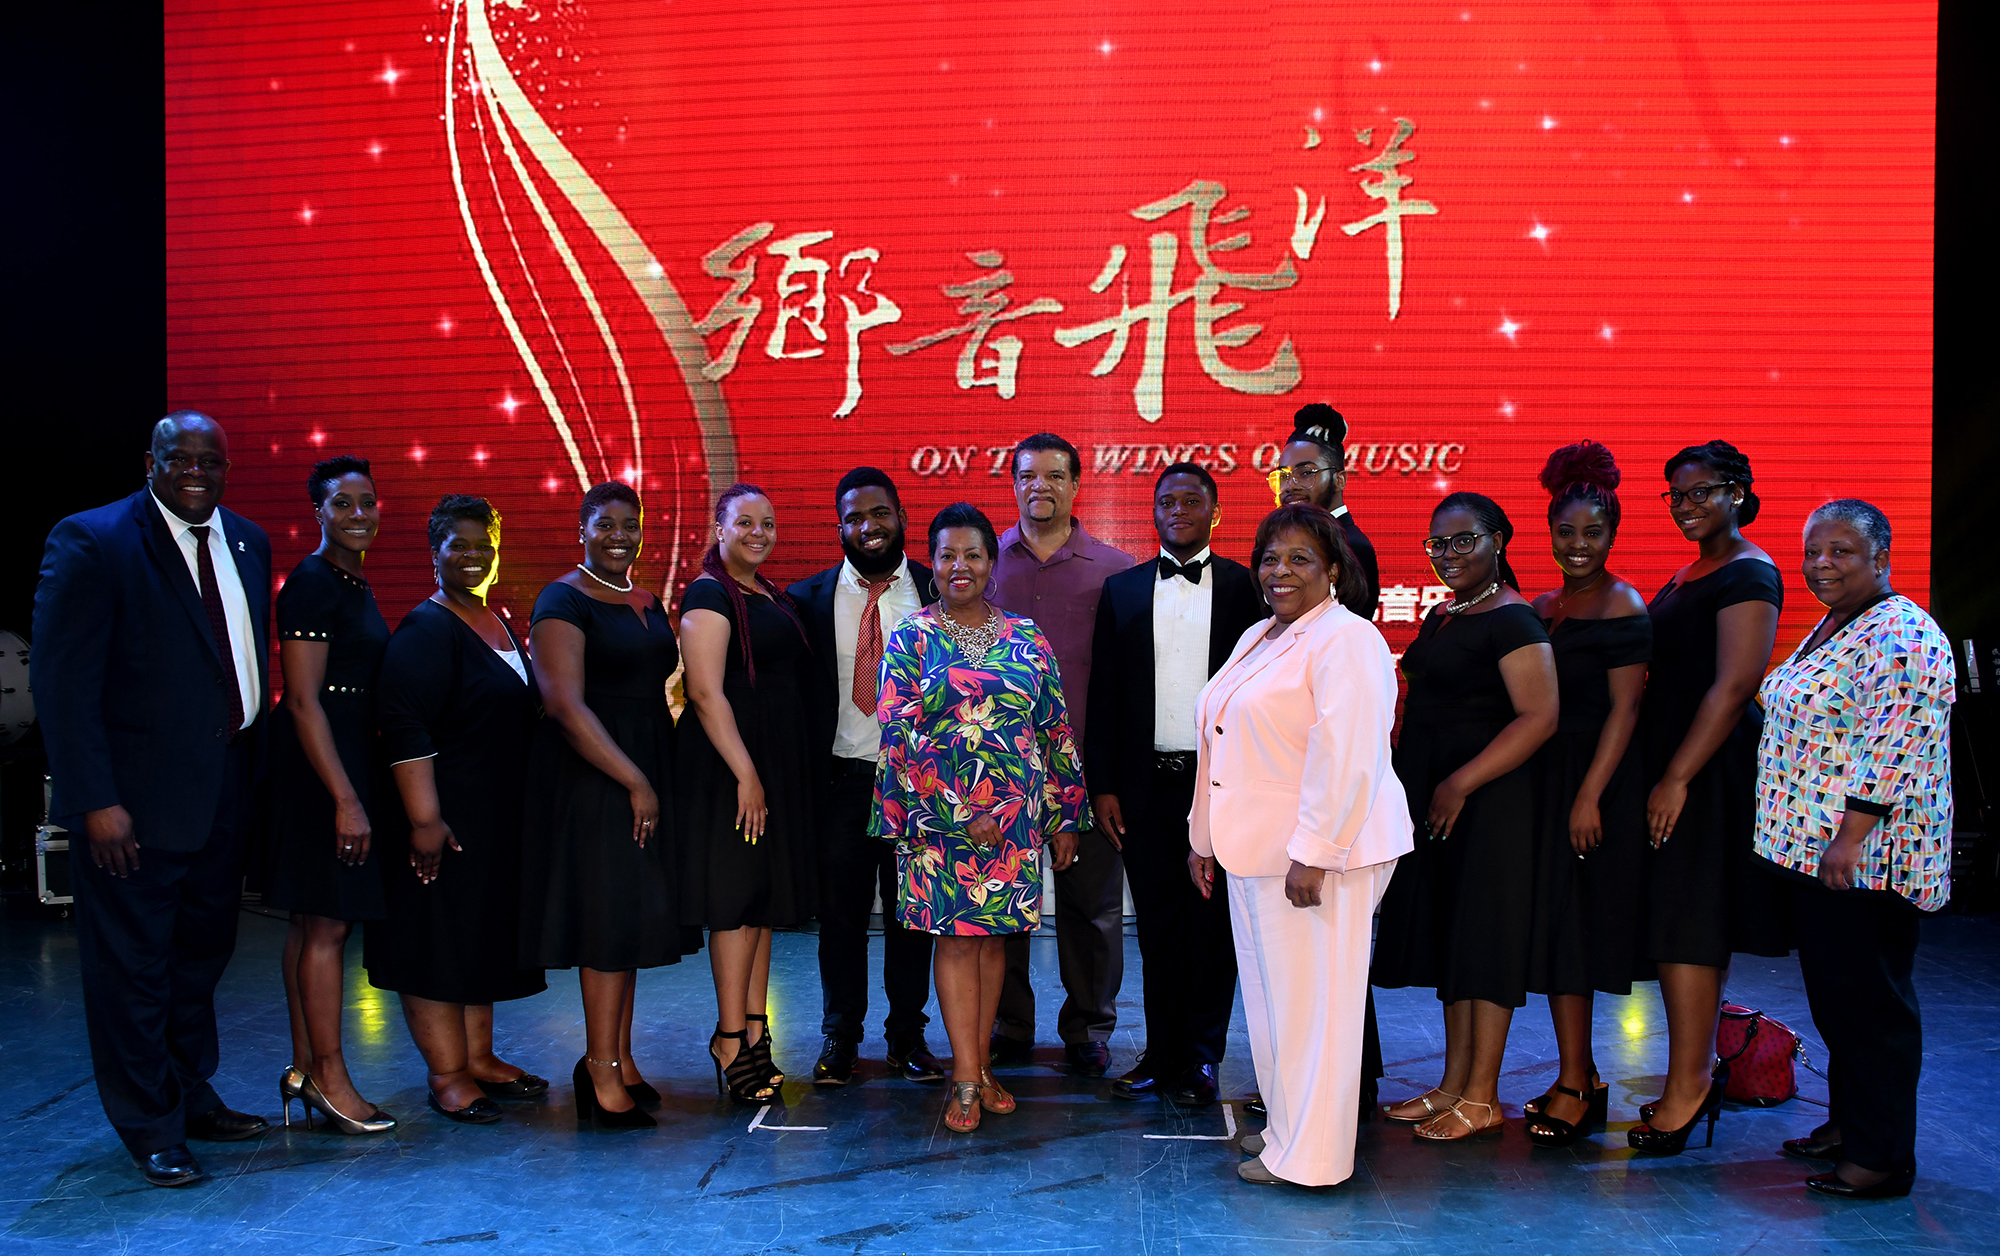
[790,467,946,1086]
[1271,403,1380,620]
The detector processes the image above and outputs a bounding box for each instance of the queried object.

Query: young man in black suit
[788,467,946,1086]
[32,411,273,1187]
[1084,462,1265,1105]
[1272,403,1380,620]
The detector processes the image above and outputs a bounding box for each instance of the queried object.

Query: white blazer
[1188,596,1413,878]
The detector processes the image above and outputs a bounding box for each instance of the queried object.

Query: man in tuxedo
[1272,403,1380,620]
[788,467,946,1087]
[32,411,272,1187]
[1085,463,1264,1106]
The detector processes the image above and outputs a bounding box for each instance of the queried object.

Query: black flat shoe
[988,1034,1034,1068]
[1066,1041,1111,1078]
[814,1036,859,1087]
[1806,1166,1915,1199]
[1628,1082,1722,1154]
[886,1039,947,1083]
[427,1091,503,1125]
[1783,1134,1846,1161]
[133,1144,204,1188]
[186,1105,270,1142]
[1111,1053,1171,1100]
[476,1073,550,1100]
[1171,1064,1220,1107]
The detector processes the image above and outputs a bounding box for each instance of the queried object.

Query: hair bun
[1291,402,1347,448]
[1538,440,1621,497]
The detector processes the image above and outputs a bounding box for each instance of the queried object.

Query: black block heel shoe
[1526,1082,1604,1148]
[1628,1082,1723,1154]
[1526,1076,1607,1124]
[573,1058,655,1129]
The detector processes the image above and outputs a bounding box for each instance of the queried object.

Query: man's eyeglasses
[1659,481,1735,507]
[1264,462,1333,493]
[1421,531,1495,558]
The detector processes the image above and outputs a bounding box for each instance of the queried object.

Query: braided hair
[1433,491,1520,590]
[1538,440,1622,529]
[689,482,809,684]
[1664,440,1760,526]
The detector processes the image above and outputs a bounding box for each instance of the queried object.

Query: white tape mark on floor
[1143,1101,1239,1141]
[748,1104,828,1133]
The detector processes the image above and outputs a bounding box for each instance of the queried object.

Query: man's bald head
[146,410,231,524]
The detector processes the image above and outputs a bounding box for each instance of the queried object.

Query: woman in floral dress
[870,502,1089,1133]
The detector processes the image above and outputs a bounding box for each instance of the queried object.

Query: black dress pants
[817,757,933,1045]
[1792,879,1923,1172]
[1120,760,1235,1067]
[70,739,250,1156]
[996,826,1125,1046]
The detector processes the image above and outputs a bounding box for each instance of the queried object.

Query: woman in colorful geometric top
[1754,499,1955,1201]
[870,502,1089,1134]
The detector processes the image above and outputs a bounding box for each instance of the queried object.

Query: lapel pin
[237,541,246,552]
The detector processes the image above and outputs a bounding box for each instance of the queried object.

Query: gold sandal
[944,1081,983,1133]
[1383,1087,1461,1124]
[1414,1098,1504,1141]
[978,1067,1016,1115]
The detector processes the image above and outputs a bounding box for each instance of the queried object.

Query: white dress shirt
[833,555,925,761]
[1153,545,1214,752]
[152,490,260,729]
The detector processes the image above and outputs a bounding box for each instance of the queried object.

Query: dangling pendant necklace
[1446,581,1500,614]
[577,563,635,594]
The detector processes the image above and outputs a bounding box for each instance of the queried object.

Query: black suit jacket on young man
[787,557,940,763]
[1082,554,1265,804]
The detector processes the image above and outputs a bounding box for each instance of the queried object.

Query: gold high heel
[299,1073,399,1135]
[279,1066,309,1128]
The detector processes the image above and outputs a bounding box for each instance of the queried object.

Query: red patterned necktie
[188,525,245,732]
[852,576,895,717]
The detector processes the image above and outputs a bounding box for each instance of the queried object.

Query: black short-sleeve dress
[676,577,818,930]
[1528,614,1653,996]
[1640,558,1793,966]
[1371,601,1550,1008]
[365,600,547,1005]
[265,554,391,922]
[520,582,699,971]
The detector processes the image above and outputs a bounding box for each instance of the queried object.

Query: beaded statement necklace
[1445,581,1501,614]
[939,603,1001,657]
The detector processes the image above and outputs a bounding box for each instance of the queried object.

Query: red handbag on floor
[1713,1004,1802,1105]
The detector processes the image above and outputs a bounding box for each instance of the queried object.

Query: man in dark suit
[1273,403,1380,620]
[32,411,273,1187]
[1085,462,1264,1106]
[788,467,946,1087]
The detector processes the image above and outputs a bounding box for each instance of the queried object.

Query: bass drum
[0,630,33,745]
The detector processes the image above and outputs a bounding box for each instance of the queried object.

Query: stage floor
[1,908,1995,1254]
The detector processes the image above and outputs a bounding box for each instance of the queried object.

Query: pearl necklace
[1445,581,1500,614]
[577,563,635,593]
[939,603,1000,657]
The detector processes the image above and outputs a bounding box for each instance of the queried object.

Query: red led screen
[167,0,1935,655]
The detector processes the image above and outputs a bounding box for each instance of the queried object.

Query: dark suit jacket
[1338,508,1381,622]
[788,556,940,762]
[1083,553,1265,804]
[32,489,272,851]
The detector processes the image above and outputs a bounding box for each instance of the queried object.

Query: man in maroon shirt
[987,433,1136,1076]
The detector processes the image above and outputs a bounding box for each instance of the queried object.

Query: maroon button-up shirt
[988,518,1135,741]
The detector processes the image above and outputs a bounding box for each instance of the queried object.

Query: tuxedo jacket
[1338,510,1381,622]
[1083,553,1265,804]
[787,557,940,763]
[32,488,272,851]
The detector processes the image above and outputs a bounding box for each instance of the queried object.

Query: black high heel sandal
[573,1057,656,1129]
[745,1013,784,1086]
[711,1028,778,1105]
[1526,1082,1605,1148]
[1628,1082,1723,1154]
[1525,1074,1607,1123]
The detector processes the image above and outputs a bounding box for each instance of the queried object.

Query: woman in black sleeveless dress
[369,495,548,1124]
[1520,443,1652,1148]
[678,483,818,1102]
[1372,493,1558,1142]
[1627,442,1789,1154]
[267,457,395,1132]
[522,482,695,1129]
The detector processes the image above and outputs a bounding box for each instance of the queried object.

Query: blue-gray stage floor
[1,908,1996,1255]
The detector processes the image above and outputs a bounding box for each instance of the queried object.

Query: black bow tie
[1158,556,1206,584]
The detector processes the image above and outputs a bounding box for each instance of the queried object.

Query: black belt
[1154,751,1196,772]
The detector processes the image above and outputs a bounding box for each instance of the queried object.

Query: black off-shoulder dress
[1372,601,1550,1008]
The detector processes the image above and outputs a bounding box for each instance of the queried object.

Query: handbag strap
[1716,1012,1762,1066]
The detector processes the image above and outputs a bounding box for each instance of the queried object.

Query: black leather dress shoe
[1244,1094,1267,1117]
[1066,1041,1111,1078]
[134,1144,204,1188]
[1783,1134,1846,1161]
[185,1106,270,1142]
[813,1037,859,1086]
[1806,1166,1916,1199]
[988,1034,1034,1068]
[1110,1054,1170,1100]
[1171,1063,1220,1107]
[886,1040,946,1083]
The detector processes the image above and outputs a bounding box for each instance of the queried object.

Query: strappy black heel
[1525,1073,1607,1123]
[712,1027,778,1105]
[745,1013,784,1086]
[1526,1082,1605,1148]
[1628,1081,1723,1154]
